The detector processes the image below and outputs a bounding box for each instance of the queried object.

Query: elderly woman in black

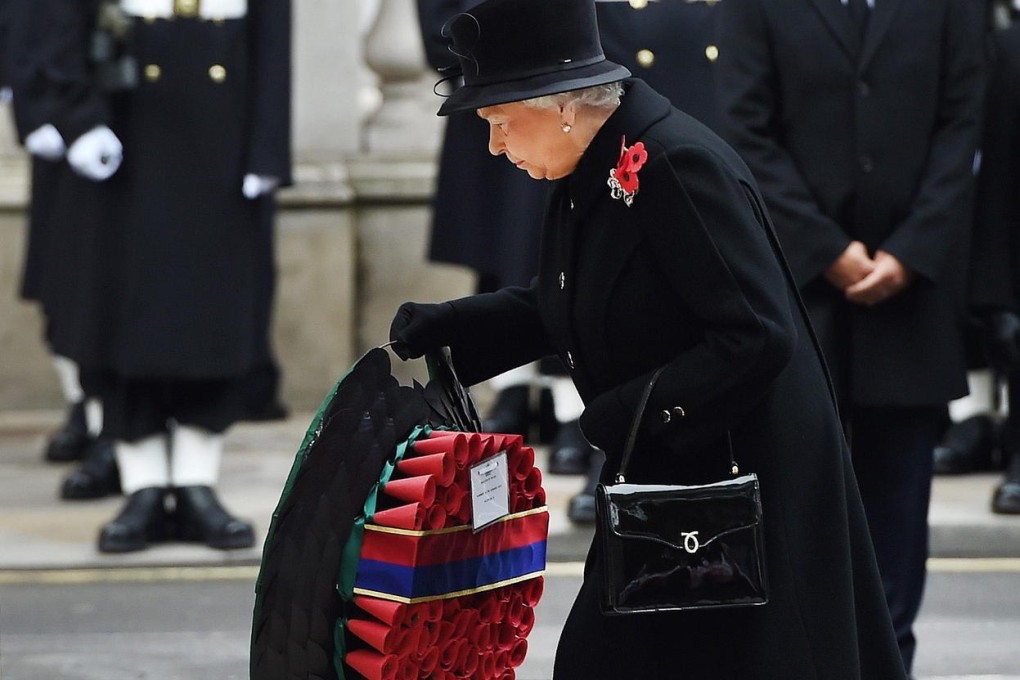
[390,0,907,677]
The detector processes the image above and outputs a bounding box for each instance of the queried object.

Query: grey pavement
[1,410,1020,572]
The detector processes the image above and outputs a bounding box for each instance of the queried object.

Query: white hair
[520,82,624,111]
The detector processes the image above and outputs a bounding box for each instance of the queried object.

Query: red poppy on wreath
[607,136,648,207]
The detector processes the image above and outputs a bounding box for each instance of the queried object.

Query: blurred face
[478,101,580,180]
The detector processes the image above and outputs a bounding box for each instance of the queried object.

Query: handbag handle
[615,366,737,483]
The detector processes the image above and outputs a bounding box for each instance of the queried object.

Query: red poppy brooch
[608,136,648,207]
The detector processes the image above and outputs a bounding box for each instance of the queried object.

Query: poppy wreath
[338,426,548,680]
[249,347,548,680]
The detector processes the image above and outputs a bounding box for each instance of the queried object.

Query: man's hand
[824,240,875,290]
[844,250,914,306]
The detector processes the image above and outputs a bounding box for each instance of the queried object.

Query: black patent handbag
[595,368,769,615]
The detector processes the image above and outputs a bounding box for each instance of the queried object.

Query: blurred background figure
[7,0,292,553]
[717,0,984,674]
[415,0,724,523]
[965,0,1020,514]
[4,0,124,500]
[87,0,292,554]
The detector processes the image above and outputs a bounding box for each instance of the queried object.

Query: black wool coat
[441,80,906,679]
[4,0,111,339]
[716,0,984,407]
[29,1,291,379]
[969,22,1020,312]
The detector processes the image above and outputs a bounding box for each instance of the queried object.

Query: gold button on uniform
[175,0,199,17]
[144,64,162,82]
[208,64,227,83]
[636,49,655,69]
[705,45,720,62]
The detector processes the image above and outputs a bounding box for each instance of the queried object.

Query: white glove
[242,173,279,199]
[67,125,123,181]
[24,124,67,161]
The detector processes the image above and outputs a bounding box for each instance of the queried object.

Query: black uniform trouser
[846,405,940,675]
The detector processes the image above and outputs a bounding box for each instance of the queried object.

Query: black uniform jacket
[717,0,984,407]
[441,80,906,679]
[969,23,1020,312]
[4,0,107,313]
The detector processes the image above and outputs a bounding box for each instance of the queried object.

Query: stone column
[361,0,442,154]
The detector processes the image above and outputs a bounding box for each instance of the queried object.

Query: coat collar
[560,79,672,222]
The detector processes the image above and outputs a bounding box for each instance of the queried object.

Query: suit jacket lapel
[858,0,904,72]
[808,0,862,62]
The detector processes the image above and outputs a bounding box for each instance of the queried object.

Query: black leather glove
[983,310,1020,373]
[388,301,457,360]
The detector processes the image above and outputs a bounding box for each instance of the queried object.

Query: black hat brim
[437,60,631,116]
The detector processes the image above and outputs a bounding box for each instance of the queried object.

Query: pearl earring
[561,124,572,133]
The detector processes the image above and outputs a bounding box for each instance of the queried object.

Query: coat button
[176,0,199,17]
[857,81,870,97]
[859,155,874,173]
[636,49,655,68]
[705,45,720,62]
[209,64,227,83]
[559,272,566,290]
[660,409,672,423]
[144,64,161,82]
[673,406,686,418]
[566,351,575,369]
[569,199,575,210]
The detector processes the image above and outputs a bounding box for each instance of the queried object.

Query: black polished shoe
[60,437,122,500]
[992,454,1020,514]
[548,420,594,475]
[43,401,90,463]
[933,414,998,475]
[172,486,256,550]
[98,487,170,553]
[482,385,531,437]
[567,449,606,525]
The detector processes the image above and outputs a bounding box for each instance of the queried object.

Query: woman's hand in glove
[388,301,457,360]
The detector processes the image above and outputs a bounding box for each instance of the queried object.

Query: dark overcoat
[716,0,984,407]
[91,4,291,379]
[5,0,110,332]
[439,80,906,679]
[969,22,1020,312]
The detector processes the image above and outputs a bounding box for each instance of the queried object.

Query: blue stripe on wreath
[354,541,547,601]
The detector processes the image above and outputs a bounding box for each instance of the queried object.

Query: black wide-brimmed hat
[435,0,631,116]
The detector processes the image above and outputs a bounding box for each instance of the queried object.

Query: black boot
[992,452,1020,514]
[60,437,122,500]
[567,449,606,525]
[482,385,531,437]
[933,414,998,474]
[98,487,171,553]
[548,419,594,475]
[172,486,256,550]
[43,401,90,463]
